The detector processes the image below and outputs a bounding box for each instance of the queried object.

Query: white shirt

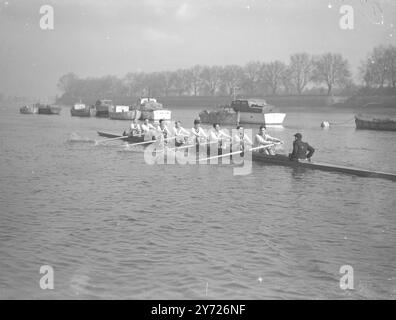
[254,133,280,147]
[191,127,208,143]
[234,133,253,146]
[209,129,231,143]
[173,126,190,137]
[157,125,170,135]
[130,123,141,131]
[141,123,156,132]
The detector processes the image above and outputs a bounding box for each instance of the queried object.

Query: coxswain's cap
[294,133,302,138]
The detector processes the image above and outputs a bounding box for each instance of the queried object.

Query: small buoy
[321,121,330,128]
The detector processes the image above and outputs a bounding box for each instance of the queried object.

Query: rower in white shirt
[141,118,156,141]
[254,125,283,155]
[129,119,142,136]
[233,125,253,148]
[209,123,232,154]
[141,118,156,132]
[173,121,190,147]
[156,119,171,145]
[191,119,208,145]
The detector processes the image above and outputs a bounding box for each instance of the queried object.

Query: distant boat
[199,106,238,125]
[37,104,61,115]
[95,99,113,117]
[140,109,172,122]
[199,99,286,126]
[20,104,39,114]
[355,114,396,131]
[231,99,286,125]
[108,105,141,120]
[136,98,172,121]
[71,103,96,117]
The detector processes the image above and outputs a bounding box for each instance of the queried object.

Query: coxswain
[173,121,190,147]
[254,125,283,155]
[289,133,315,162]
[209,123,232,155]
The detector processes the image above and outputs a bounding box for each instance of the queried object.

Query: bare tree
[359,45,396,89]
[220,65,244,96]
[281,67,293,95]
[289,53,313,94]
[384,45,396,88]
[187,65,204,96]
[243,61,262,95]
[312,53,351,95]
[200,65,223,96]
[262,61,287,95]
[171,69,191,96]
[57,72,79,94]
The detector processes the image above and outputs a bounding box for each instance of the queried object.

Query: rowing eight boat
[96,131,396,182]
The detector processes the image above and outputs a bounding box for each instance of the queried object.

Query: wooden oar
[126,139,157,147]
[128,134,190,149]
[198,143,278,162]
[95,135,129,145]
[156,140,213,153]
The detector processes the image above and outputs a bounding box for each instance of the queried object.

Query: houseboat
[109,105,141,120]
[355,114,396,131]
[199,99,286,126]
[71,103,97,117]
[95,99,113,117]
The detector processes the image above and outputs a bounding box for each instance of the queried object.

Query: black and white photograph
[1,0,396,304]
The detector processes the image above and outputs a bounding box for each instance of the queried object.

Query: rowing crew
[125,118,315,161]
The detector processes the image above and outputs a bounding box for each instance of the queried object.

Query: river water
[0,104,395,299]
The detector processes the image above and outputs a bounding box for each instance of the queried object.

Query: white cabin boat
[137,97,172,121]
[231,99,286,125]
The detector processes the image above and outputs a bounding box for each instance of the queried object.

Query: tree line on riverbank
[56,45,396,104]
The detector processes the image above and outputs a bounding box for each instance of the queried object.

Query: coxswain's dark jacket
[290,140,315,160]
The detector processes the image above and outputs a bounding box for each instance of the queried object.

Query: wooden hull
[251,153,396,182]
[38,106,61,115]
[109,110,141,120]
[71,107,96,117]
[97,131,154,144]
[355,116,396,131]
[96,110,109,117]
[20,106,38,114]
[95,105,111,117]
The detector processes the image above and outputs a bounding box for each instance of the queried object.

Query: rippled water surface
[0,105,395,299]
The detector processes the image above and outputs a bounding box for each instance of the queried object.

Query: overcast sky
[0,0,395,99]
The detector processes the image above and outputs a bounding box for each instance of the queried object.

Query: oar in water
[197,143,279,162]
